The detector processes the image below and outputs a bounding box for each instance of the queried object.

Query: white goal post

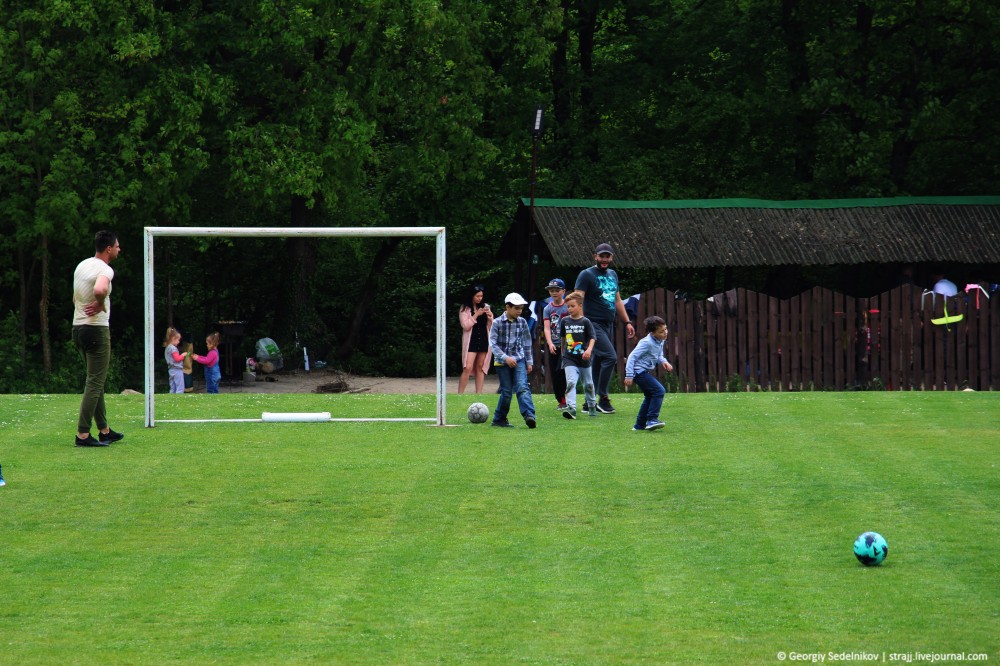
[143,226,447,427]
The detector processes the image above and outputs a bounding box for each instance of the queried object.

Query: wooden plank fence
[535,285,1000,392]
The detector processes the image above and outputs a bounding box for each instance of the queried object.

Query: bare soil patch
[219,367,499,395]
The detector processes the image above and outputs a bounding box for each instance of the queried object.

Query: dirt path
[219,368,500,395]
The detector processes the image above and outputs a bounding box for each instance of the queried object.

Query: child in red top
[192,332,222,393]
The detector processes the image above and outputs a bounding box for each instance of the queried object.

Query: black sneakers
[99,429,125,443]
[75,434,108,447]
[74,429,123,447]
[596,397,615,414]
[492,418,537,428]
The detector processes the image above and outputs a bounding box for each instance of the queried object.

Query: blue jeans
[494,359,536,423]
[633,370,666,429]
[205,364,221,394]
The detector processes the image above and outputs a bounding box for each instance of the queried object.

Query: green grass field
[2,392,998,665]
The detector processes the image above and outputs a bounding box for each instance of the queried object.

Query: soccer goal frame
[143,226,448,427]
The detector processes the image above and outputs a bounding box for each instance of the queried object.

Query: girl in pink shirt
[192,332,222,393]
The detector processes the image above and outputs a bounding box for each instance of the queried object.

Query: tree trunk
[781,0,817,184]
[336,238,402,362]
[576,0,600,163]
[552,2,572,137]
[17,246,29,363]
[165,243,173,327]
[284,196,320,350]
[39,233,52,373]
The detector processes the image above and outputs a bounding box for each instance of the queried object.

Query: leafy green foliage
[2,1,998,387]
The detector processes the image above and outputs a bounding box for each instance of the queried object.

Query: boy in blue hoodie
[624,316,674,431]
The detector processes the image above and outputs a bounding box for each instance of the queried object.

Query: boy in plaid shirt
[488,292,538,428]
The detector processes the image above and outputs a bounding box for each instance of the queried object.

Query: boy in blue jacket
[624,316,674,431]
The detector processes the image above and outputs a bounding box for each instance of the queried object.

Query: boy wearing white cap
[488,292,538,428]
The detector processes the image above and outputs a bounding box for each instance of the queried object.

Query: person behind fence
[525,299,539,339]
[624,293,641,324]
[542,278,569,411]
[624,315,673,432]
[192,332,222,394]
[488,292,537,429]
[558,292,597,419]
[573,242,636,415]
[163,327,188,394]
[932,271,958,297]
[182,341,195,392]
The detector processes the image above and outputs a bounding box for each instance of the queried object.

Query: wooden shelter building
[506,196,1000,391]
[510,195,1000,274]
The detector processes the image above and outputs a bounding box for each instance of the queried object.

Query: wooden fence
[536,285,1000,392]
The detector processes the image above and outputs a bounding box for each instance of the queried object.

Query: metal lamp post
[527,106,544,297]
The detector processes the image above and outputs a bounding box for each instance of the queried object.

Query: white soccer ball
[467,402,490,424]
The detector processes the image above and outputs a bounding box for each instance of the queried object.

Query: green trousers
[73,325,111,434]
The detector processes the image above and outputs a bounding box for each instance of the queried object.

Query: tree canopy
[2,0,997,391]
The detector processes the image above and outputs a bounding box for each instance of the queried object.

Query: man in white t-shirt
[72,231,124,447]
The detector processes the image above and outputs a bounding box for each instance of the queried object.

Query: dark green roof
[515,197,1000,267]
[523,195,1000,209]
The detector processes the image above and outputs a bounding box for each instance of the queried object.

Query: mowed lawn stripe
[1,392,997,665]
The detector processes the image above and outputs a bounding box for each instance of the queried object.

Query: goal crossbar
[143,226,447,427]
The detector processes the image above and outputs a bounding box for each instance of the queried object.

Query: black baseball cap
[594,243,615,255]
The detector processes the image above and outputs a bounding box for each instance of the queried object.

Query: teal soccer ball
[853,532,888,566]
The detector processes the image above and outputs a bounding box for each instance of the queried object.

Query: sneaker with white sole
[562,408,576,420]
[645,420,665,431]
[596,397,615,414]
